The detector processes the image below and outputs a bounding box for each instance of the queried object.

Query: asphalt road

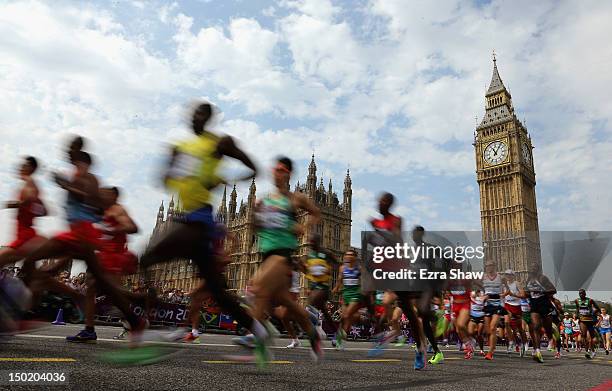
[1,324,611,391]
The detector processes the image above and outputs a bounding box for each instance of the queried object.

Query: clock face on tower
[522,143,532,167]
[483,140,509,165]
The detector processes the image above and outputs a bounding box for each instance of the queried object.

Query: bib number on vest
[168,152,202,180]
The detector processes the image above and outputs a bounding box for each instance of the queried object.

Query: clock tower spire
[474,55,541,281]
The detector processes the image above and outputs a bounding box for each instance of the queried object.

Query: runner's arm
[294,192,321,230]
[111,206,139,235]
[217,136,257,182]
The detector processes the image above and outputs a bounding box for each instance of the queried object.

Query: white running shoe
[286,339,301,348]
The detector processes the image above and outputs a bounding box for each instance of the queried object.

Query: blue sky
[1,0,611,296]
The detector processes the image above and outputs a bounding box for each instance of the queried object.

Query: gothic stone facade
[217,155,353,299]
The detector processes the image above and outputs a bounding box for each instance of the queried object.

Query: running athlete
[598,308,610,355]
[302,233,338,331]
[520,296,533,354]
[575,289,601,359]
[400,225,442,369]
[333,249,367,350]
[480,261,507,360]
[250,156,323,363]
[20,140,143,335]
[0,157,47,269]
[525,265,557,363]
[368,195,404,351]
[468,289,486,356]
[66,186,139,343]
[562,313,574,352]
[448,263,474,359]
[503,269,528,356]
[572,313,582,352]
[139,103,258,349]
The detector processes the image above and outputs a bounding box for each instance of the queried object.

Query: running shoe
[520,344,526,358]
[335,329,346,350]
[428,351,444,365]
[427,345,434,354]
[554,351,561,359]
[464,344,474,360]
[479,350,486,356]
[585,351,592,359]
[606,349,609,355]
[590,350,596,359]
[414,350,426,370]
[66,329,97,343]
[183,332,201,344]
[286,339,301,348]
[484,352,493,360]
[394,335,406,347]
[232,334,256,349]
[113,328,128,340]
[533,351,544,363]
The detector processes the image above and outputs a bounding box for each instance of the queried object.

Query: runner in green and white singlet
[250,156,323,365]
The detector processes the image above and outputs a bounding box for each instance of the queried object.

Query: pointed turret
[306,154,317,198]
[327,178,333,205]
[229,184,237,221]
[217,186,228,223]
[167,195,174,220]
[156,201,165,227]
[248,178,256,208]
[343,169,352,214]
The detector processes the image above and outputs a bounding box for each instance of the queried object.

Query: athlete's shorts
[308,282,330,291]
[484,303,507,316]
[564,329,574,335]
[470,315,484,324]
[600,328,611,334]
[343,287,364,304]
[98,250,137,275]
[262,248,295,266]
[452,302,470,320]
[529,297,554,317]
[7,226,37,250]
[54,221,102,251]
[522,313,531,325]
[505,303,522,318]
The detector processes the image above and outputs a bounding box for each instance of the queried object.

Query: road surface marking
[352,359,402,363]
[0,358,76,362]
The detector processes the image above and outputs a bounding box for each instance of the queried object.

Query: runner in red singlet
[66,186,139,343]
[0,157,47,268]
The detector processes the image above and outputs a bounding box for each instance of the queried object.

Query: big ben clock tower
[474,54,542,281]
